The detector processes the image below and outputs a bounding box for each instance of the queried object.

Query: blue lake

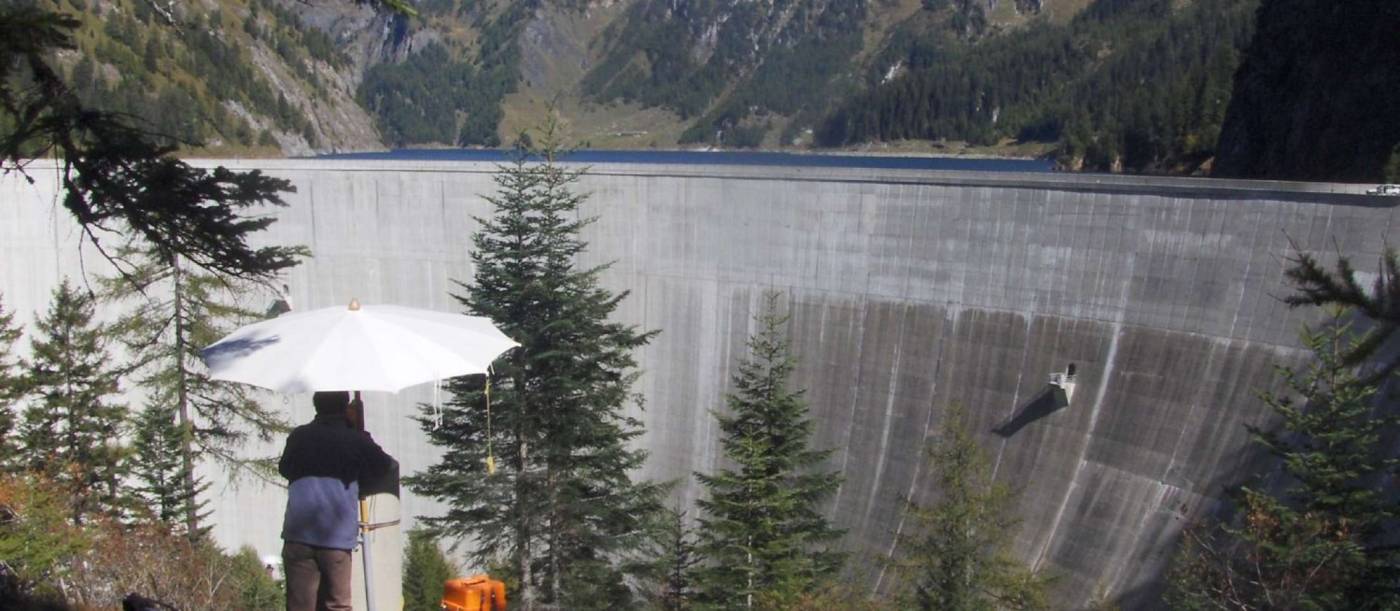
[315,148,1055,173]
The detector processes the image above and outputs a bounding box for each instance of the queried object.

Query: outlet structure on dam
[2,159,1394,608]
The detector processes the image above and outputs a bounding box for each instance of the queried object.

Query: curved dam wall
[3,160,1394,607]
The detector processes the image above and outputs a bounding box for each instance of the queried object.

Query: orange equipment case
[442,574,506,611]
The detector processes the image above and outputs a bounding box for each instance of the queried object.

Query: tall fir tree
[0,295,26,469]
[105,246,290,537]
[653,507,700,611]
[130,403,209,536]
[1166,313,1400,610]
[20,279,129,525]
[403,530,457,611]
[693,292,844,609]
[893,402,1048,611]
[407,120,665,609]
[627,504,700,610]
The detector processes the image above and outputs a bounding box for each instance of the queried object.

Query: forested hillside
[1213,0,1400,182]
[818,0,1257,173]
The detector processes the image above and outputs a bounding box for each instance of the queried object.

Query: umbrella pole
[360,498,377,611]
[349,390,379,611]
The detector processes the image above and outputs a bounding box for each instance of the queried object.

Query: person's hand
[348,391,365,431]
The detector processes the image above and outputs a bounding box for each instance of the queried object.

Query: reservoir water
[315,148,1056,172]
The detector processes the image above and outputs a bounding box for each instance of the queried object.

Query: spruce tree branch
[2,6,306,286]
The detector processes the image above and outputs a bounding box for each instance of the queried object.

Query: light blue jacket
[282,476,361,550]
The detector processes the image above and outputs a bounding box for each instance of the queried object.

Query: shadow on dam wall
[2,161,1396,608]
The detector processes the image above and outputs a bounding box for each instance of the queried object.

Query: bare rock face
[284,1,414,76]
[261,0,450,153]
[1214,0,1400,181]
[300,57,385,154]
[242,31,383,154]
[519,6,589,92]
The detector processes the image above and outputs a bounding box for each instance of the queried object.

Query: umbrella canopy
[201,300,518,393]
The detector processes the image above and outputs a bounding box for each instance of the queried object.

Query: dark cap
[313,391,351,415]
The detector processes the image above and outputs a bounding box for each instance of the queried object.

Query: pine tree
[656,508,700,610]
[0,295,26,469]
[407,120,665,609]
[893,402,1048,611]
[1384,145,1400,183]
[230,545,285,610]
[692,292,844,609]
[629,505,700,610]
[105,246,288,537]
[130,403,209,535]
[20,279,129,525]
[403,530,457,611]
[1166,314,1400,610]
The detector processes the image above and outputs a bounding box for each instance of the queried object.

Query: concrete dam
[2,160,1395,607]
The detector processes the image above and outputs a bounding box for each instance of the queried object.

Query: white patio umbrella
[201,299,518,393]
[200,298,517,611]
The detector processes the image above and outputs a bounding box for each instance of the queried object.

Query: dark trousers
[283,541,353,611]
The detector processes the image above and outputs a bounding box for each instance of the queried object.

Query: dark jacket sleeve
[278,428,302,481]
[356,432,399,497]
[358,431,394,478]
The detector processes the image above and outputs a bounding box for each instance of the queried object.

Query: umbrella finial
[348,298,361,311]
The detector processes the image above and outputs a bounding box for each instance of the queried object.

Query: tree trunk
[172,256,199,538]
[64,372,80,525]
[746,537,753,610]
[548,464,561,605]
[517,428,534,610]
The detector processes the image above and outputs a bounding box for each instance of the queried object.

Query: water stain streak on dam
[2,161,1393,607]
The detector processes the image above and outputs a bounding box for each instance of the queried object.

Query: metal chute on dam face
[3,158,1394,608]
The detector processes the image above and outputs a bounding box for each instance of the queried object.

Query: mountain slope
[354,0,536,147]
[50,0,1389,182]
[579,0,868,147]
[819,0,1256,173]
[1213,0,1400,182]
[50,0,400,154]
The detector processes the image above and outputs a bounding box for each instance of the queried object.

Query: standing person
[280,391,395,611]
